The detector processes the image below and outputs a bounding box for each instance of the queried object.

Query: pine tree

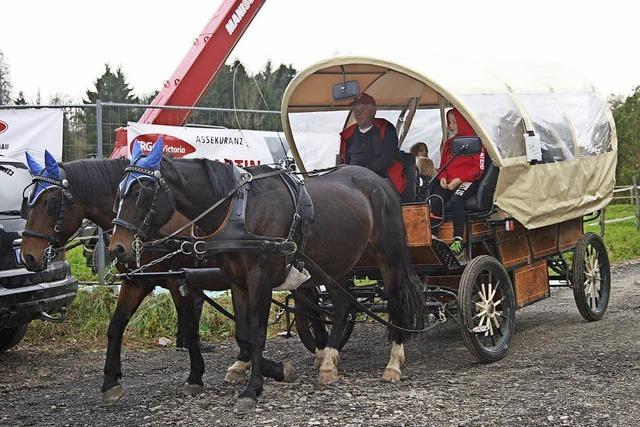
[81,64,139,157]
[0,51,12,105]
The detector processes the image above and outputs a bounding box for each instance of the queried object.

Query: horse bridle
[21,173,74,261]
[112,165,176,263]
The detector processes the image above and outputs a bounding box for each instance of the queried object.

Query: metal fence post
[633,175,639,231]
[95,100,106,286]
[599,207,606,237]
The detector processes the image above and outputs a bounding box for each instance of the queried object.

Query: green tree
[610,87,640,185]
[140,90,159,105]
[195,60,296,131]
[0,50,12,104]
[82,64,139,157]
[84,64,138,104]
[50,93,84,161]
[13,91,27,105]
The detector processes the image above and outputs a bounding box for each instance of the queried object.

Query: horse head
[108,138,176,263]
[20,150,82,271]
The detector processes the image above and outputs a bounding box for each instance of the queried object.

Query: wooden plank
[558,217,583,251]
[471,221,492,238]
[496,222,530,268]
[513,259,550,308]
[402,204,432,247]
[408,246,441,266]
[528,224,558,259]
[437,221,455,242]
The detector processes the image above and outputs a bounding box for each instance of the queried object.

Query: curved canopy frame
[281,56,617,229]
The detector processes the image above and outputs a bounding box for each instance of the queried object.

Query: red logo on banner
[0,121,7,134]
[131,133,196,158]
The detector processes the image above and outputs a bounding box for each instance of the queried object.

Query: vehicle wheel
[458,255,516,363]
[572,232,611,321]
[0,323,29,352]
[294,289,355,353]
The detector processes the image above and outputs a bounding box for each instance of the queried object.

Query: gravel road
[1,261,639,426]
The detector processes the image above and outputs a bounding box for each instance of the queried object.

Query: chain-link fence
[1,102,281,160]
[0,102,282,284]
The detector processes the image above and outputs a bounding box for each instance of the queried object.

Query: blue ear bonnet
[118,139,164,197]
[25,150,66,207]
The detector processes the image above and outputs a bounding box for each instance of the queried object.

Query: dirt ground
[1,261,639,427]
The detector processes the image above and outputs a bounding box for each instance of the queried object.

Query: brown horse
[108,140,424,413]
[19,153,250,406]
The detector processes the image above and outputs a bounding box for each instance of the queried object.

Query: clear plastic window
[557,93,612,157]
[288,111,349,171]
[400,109,444,166]
[517,94,575,163]
[459,94,526,159]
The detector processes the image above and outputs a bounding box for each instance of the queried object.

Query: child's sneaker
[449,237,465,261]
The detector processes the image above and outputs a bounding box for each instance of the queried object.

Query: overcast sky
[1,0,638,104]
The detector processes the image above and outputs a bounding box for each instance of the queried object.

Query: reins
[148,167,293,248]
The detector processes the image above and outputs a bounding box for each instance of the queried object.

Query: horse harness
[187,164,315,266]
[21,171,74,261]
[117,163,315,271]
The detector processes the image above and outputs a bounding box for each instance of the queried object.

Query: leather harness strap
[188,167,311,258]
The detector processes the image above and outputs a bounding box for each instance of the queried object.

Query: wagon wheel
[571,232,611,321]
[458,255,516,363]
[294,288,355,353]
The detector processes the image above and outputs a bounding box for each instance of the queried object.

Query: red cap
[350,92,376,106]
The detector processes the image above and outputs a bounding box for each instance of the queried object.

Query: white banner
[127,122,290,167]
[0,109,63,163]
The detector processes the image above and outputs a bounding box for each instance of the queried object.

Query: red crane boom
[111,0,266,158]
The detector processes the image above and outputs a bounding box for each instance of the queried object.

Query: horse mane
[164,157,238,200]
[62,158,129,204]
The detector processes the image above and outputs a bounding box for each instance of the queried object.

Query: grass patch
[65,245,98,283]
[26,286,287,349]
[584,205,640,263]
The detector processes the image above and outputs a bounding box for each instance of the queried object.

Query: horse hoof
[233,397,257,414]
[224,370,246,384]
[382,368,401,383]
[314,348,325,369]
[282,361,299,383]
[101,384,124,405]
[182,383,205,396]
[318,368,339,385]
[224,361,251,384]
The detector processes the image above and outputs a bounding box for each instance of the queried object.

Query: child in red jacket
[432,108,486,258]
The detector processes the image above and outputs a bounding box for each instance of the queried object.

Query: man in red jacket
[339,93,406,195]
[431,108,486,259]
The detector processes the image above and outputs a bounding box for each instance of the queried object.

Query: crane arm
[110,0,266,158]
[140,0,266,125]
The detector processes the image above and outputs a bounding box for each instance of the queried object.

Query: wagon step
[431,238,466,270]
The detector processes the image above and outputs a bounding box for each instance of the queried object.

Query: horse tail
[395,233,426,338]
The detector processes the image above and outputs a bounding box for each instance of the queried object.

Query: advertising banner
[0,109,63,162]
[127,122,290,166]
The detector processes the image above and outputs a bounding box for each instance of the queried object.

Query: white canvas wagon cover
[281,56,617,229]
